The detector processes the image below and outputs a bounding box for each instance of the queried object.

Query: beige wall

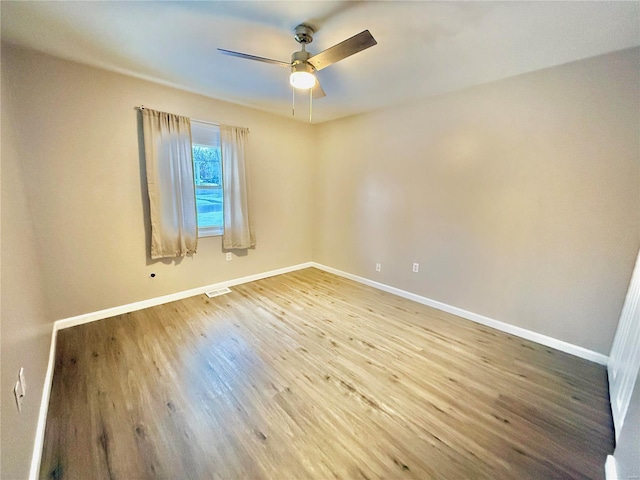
[1,60,52,478]
[314,48,640,355]
[2,43,315,321]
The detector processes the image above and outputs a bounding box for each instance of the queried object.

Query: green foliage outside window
[193,145,221,186]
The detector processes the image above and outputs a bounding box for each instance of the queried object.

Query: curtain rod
[134,106,249,132]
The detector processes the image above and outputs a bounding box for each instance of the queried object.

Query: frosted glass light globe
[289,71,316,89]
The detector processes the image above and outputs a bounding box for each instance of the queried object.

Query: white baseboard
[310,263,609,366]
[29,323,59,480]
[32,260,608,478]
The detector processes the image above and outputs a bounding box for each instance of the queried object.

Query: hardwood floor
[40,268,614,479]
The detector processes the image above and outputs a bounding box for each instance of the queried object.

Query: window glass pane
[195,186,223,228]
[191,120,223,236]
[193,145,221,186]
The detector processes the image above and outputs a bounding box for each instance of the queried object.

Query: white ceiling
[2,1,639,123]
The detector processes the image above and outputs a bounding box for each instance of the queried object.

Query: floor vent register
[205,287,232,298]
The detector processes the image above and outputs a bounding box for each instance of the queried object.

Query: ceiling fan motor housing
[291,50,312,67]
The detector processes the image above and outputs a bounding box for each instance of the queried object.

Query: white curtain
[220,125,255,249]
[142,108,198,259]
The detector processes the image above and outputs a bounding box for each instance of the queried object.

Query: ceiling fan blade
[217,49,290,68]
[307,30,377,71]
[313,79,326,99]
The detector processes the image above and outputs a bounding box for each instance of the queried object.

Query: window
[191,120,223,237]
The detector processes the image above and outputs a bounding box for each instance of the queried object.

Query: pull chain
[290,86,313,123]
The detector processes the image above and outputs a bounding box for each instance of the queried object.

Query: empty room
[1,1,639,479]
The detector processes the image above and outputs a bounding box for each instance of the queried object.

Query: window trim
[198,225,223,237]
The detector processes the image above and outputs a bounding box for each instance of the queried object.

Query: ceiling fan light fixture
[289,62,316,89]
[290,71,316,89]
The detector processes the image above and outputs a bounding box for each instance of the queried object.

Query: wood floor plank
[40,268,614,479]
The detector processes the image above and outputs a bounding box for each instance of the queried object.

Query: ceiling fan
[218,24,377,100]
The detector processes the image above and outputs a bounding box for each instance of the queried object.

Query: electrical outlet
[226,252,232,261]
[375,263,381,272]
[412,263,419,273]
